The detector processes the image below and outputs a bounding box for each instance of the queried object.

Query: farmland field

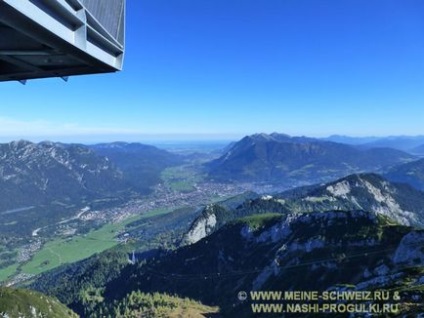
[1,208,174,280]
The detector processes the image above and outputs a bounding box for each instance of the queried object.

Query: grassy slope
[0,208,174,280]
[0,286,78,318]
[109,291,219,318]
[233,213,282,231]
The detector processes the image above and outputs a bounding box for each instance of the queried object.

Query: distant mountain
[0,141,185,235]
[322,135,380,145]
[282,173,424,226]
[322,135,424,153]
[185,173,424,244]
[0,141,128,198]
[0,140,130,235]
[360,136,424,152]
[70,210,424,317]
[385,158,424,191]
[207,133,415,185]
[411,144,424,155]
[0,286,77,318]
[90,142,183,193]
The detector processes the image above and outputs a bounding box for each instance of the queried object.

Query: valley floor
[0,179,259,286]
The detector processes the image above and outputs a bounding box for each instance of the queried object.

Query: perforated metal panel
[81,0,125,45]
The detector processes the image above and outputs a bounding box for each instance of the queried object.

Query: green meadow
[1,208,173,280]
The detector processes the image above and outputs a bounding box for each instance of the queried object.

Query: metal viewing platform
[0,0,125,82]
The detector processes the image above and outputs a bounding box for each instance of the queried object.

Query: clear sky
[1,0,424,143]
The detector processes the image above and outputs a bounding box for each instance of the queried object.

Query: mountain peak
[9,139,33,148]
[38,140,62,147]
[208,133,415,184]
[270,132,291,138]
[385,158,424,191]
[247,133,275,142]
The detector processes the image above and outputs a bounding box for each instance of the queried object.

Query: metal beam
[0,50,51,56]
[0,55,43,72]
[0,0,125,81]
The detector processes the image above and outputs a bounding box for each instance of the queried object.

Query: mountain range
[385,158,424,191]
[323,134,424,154]
[0,140,126,205]
[49,209,424,317]
[29,173,424,317]
[0,141,128,235]
[0,140,182,236]
[207,133,416,185]
[185,173,424,244]
[4,135,424,316]
[89,142,183,193]
[1,135,424,238]
[412,144,424,155]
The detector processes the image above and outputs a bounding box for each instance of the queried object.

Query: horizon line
[0,132,424,145]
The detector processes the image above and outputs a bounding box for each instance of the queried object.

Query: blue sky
[1,0,424,143]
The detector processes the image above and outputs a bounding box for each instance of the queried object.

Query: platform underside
[0,0,125,82]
